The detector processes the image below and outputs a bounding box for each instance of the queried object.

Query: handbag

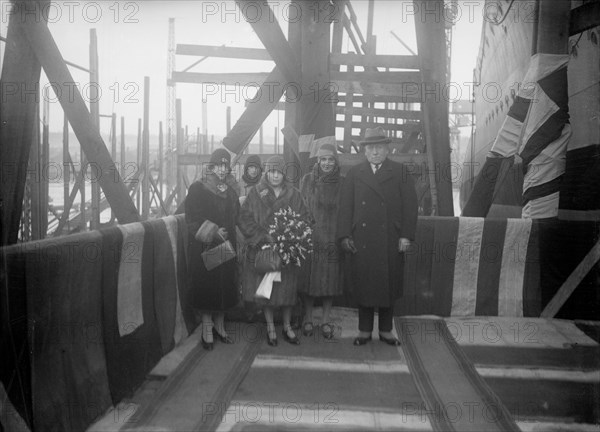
[254,246,282,274]
[201,240,236,271]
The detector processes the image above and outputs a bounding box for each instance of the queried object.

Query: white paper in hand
[255,271,278,299]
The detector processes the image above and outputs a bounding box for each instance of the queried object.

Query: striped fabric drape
[462,54,571,218]
[399,217,541,317]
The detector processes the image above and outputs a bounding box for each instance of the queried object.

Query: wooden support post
[0,0,48,245]
[41,87,50,237]
[159,121,164,198]
[89,28,100,230]
[63,113,70,221]
[30,104,42,240]
[414,0,454,216]
[202,100,208,153]
[17,6,139,225]
[176,99,184,205]
[142,76,150,220]
[136,118,142,211]
[120,116,126,176]
[226,106,231,134]
[259,125,264,154]
[111,113,117,160]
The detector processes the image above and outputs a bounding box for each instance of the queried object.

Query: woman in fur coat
[299,143,344,339]
[185,148,239,350]
[238,155,311,346]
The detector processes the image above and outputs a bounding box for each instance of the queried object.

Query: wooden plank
[89,28,100,230]
[0,0,47,245]
[333,80,423,101]
[175,44,271,60]
[234,0,300,84]
[343,66,355,152]
[335,103,422,119]
[331,70,422,85]
[171,71,269,86]
[330,52,420,70]
[541,237,600,318]
[19,5,139,225]
[222,67,286,155]
[570,1,600,35]
[335,120,421,133]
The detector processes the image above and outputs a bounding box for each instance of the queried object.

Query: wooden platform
[87,310,599,432]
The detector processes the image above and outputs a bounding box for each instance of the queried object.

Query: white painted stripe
[451,217,484,316]
[117,223,145,336]
[252,355,410,374]
[476,366,600,383]
[162,216,188,345]
[517,420,600,432]
[253,354,599,383]
[215,401,600,432]
[215,403,432,432]
[498,219,532,317]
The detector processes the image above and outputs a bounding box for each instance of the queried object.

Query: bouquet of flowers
[268,206,313,267]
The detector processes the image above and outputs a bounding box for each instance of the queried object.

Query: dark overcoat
[299,164,344,297]
[337,158,418,307]
[185,179,240,311]
[238,179,311,306]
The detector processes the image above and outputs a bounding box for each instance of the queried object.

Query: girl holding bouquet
[239,155,311,346]
[185,148,240,350]
[299,143,344,339]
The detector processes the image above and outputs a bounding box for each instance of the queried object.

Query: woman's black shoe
[267,333,278,347]
[353,335,372,346]
[213,327,234,344]
[379,334,401,346]
[282,328,300,345]
[201,335,214,351]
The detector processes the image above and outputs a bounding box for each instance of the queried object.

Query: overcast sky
[1,1,484,147]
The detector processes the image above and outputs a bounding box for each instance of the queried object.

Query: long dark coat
[299,164,344,297]
[337,158,418,307]
[238,179,311,307]
[185,178,240,311]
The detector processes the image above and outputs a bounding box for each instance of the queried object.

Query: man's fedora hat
[359,126,391,146]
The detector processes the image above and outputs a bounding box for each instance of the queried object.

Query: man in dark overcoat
[337,126,418,346]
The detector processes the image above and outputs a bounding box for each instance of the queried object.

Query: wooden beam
[336,105,422,120]
[235,0,300,84]
[331,70,421,85]
[19,5,139,225]
[541,237,600,318]
[222,67,286,155]
[89,28,100,230]
[570,1,600,36]
[335,120,421,133]
[330,52,420,70]
[171,71,269,86]
[176,44,271,60]
[0,0,47,245]
[333,80,424,101]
